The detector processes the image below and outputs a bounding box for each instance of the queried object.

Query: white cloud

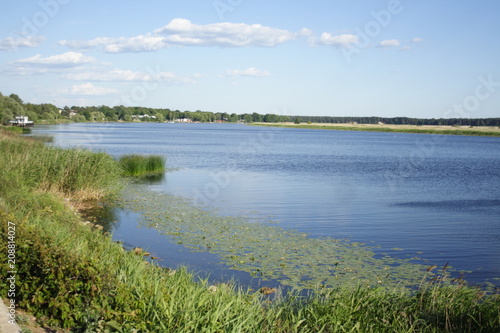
[312,33,359,48]
[59,18,308,52]
[379,39,400,47]
[411,37,424,43]
[0,36,46,51]
[17,52,95,66]
[65,69,175,81]
[59,37,115,52]
[225,67,270,77]
[400,46,412,51]
[2,52,96,75]
[105,35,166,53]
[70,83,119,95]
[65,68,199,85]
[155,18,305,47]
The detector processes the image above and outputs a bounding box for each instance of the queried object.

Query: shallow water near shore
[33,122,500,288]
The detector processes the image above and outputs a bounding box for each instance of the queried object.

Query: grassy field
[251,122,500,137]
[1,127,499,332]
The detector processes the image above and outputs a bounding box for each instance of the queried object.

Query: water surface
[34,123,500,287]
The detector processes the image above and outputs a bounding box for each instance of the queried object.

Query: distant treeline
[1,92,499,126]
[291,116,500,127]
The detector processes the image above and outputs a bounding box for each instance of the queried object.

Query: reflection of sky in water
[34,123,500,286]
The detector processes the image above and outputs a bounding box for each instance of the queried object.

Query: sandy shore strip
[0,299,21,333]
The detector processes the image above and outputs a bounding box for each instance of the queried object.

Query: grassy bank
[1,127,499,332]
[251,122,500,137]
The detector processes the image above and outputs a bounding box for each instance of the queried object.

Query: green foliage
[9,93,23,104]
[4,91,500,126]
[24,103,60,123]
[0,95,25,124]
[90,111,106,122]
[0,128,120,199]
[154,112,165,122]
[118,154,166,177]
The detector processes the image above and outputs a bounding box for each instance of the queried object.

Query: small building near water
[9,116,34,127]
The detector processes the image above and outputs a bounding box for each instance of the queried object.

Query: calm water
[33,123,500,287]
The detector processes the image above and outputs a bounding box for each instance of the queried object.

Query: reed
[25,134,54,143]
[118,154,166,177]
[1,126,31,134]
[0,127,120,200]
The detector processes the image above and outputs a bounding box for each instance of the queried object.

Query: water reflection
[79,201,118,233]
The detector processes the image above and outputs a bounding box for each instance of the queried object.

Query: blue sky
[1,0,499,118]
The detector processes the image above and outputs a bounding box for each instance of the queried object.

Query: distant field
[250,122,500,137]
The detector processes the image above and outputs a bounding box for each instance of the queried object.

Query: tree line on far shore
[1,92,499,127]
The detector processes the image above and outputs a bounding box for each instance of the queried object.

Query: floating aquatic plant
[119,183,435,290]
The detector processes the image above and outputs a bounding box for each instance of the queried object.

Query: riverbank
[1,127,499,332]
[250,122,500,137]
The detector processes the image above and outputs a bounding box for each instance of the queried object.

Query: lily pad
[119,183,432,290]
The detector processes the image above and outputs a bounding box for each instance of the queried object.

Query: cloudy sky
[1,0,499,118]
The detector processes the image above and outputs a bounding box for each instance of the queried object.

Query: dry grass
[252,122,500,136]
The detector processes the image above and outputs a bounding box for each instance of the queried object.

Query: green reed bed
[0,128,499,332]
[118,154,166,177]
[25,134,54,143]
[1,126,31,134]
[0,128,120,200]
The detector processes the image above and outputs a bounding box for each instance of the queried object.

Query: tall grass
[1,126,31,134]
[0,128,120,200]
[118,154,166,177]
[0,128,499,332]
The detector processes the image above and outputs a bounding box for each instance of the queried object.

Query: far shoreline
[28,121,500,137]
[249,122,500,137]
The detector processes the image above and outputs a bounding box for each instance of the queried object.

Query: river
[33,122,500,289]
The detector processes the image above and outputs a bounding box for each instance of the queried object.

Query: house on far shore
[9,116,34,127]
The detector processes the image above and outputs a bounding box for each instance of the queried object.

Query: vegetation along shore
[1,91,500,138]
[1,126,500,332]
[250,122,500,137]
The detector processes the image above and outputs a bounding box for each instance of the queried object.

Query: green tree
[252,113,263,122]
[244,114,253,123]
[0,95,26,124]
[73,114,86,122]
[9,93,23,105]
[229,113,238,122]
[154,113,165,122]
[90,112,106,122]
[263,114,278,123]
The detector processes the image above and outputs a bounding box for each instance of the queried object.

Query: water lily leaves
[119,183,429,290]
